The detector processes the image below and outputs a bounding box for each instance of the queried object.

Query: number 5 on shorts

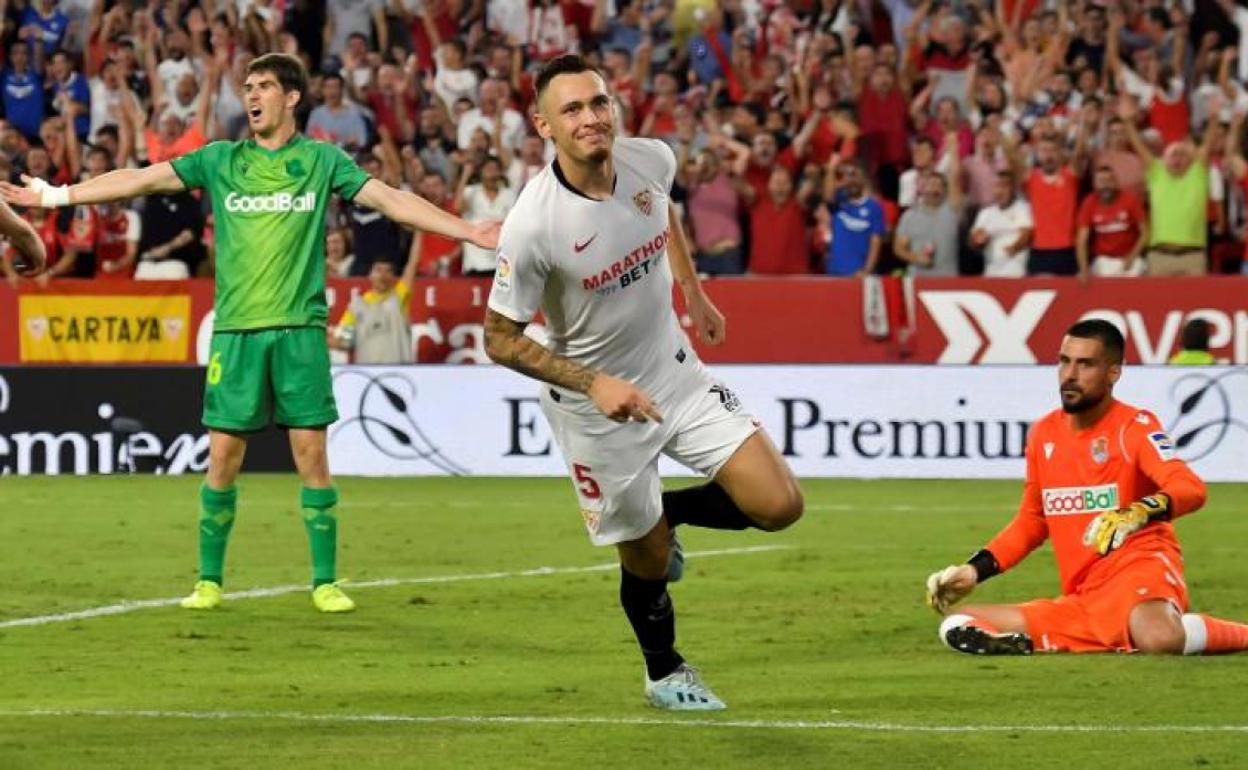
[573,463,601,500]
[207,351,223,386]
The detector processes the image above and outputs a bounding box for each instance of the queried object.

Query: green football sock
[301,486,339,588]
[198,484,237,586]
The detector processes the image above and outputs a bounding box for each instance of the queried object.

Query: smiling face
[534,70,615,166]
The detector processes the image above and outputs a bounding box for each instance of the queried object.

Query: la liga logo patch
[1148,431,1176,461]
[494,254,512,290]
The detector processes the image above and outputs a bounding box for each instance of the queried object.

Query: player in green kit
[1,54,499,612]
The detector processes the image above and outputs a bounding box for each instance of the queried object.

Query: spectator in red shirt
[93,201,140,279]
[1023,135,1080,276]
[528,0,580,63]
[1076,165,1150,278]
[912,86,974,159]
[748,166,811,275]
[737,129,805,205]
[366,63,418,144]
[20,206,75,285]
[858,62,910,193]
[637,70,682,138]
[804,85,859,166]
[408,171,461,276]
[603,43,651,133]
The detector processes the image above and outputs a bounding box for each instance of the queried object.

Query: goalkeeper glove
[925,564,977,614]
[1081,493,1170,556]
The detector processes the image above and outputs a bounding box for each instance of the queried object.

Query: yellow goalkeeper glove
[925,564,977,614]
[1081,493,1170,556]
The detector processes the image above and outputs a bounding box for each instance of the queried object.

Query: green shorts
[203,327,338,432]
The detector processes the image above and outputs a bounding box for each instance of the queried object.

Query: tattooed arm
[484,309,663,423]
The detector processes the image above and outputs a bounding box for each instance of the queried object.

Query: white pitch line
[0,545,791,630]
[3,708,1248,734]
[805,504,1012,512]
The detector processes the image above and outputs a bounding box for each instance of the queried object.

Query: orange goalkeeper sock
[1181,614,1248,655]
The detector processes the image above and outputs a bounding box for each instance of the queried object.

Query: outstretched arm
[0,162,186,208]
[1116,96,1155,165]
[352,178,500,249]
[0,200,45,275]
[926,447,1049,613]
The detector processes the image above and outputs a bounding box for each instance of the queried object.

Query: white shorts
[541,369,761,546]
[1091,256,1145,277]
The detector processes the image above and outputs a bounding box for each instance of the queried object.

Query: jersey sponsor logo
[581,230,669,294]
[632,189,653,216]
[1091,436,1109,464]
[1148,431,1176,461]
[1043,441,1055,460]
[836,210,873,232]
[1041,484,1120,516]
[574,234,597,253]
[223,191,316,213]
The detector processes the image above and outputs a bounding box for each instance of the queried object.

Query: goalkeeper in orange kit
[926,319,1248,656]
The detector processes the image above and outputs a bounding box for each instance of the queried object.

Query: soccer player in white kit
[484,55,804,711]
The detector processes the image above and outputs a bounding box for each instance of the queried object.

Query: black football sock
[619,567,683,681]
[662,482,757,530]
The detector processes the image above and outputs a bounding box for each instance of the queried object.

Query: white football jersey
[488,137,700,406]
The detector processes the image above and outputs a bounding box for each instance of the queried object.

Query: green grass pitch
[1,476,1246,768]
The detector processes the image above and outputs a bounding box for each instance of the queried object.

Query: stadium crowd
[0,0,1246,284]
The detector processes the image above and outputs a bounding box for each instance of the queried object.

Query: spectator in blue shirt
[2,40,44,142]
[823,160,885,277]
[592,0,644,52]
[20,0,68,58]
[687,9,732,85]
[48,52,90,140]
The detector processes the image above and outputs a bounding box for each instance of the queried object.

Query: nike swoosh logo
[574,235,597,253]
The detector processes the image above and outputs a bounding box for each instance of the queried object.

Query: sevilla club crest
[632,190,653,216]
[1090,436,1109,465]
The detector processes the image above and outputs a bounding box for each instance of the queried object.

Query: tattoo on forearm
[484,311,597,393]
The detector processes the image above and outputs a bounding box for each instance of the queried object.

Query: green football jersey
[170,135,370,331]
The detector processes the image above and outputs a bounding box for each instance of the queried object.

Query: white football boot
[644,663,726,711]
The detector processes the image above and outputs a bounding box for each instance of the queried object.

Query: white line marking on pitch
[0,545,791,630]
[3,708,1247,734]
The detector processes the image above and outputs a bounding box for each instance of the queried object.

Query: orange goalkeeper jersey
[986,399,1207,595]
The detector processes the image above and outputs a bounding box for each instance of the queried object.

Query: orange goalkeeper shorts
[1019,548,1189,653]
